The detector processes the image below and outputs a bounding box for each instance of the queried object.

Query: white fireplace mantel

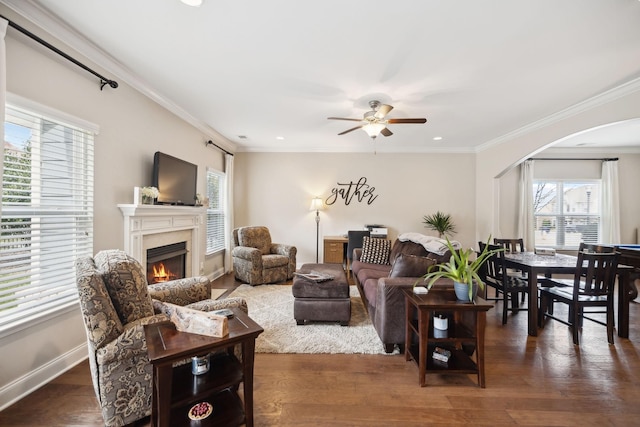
[118,204,207,277]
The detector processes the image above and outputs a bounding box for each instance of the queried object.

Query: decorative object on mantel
[415,236,503,301]
[141,186,159,205]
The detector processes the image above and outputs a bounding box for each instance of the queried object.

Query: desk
[503,252,578,336]
[615,245,640,339]
[144,308,263,427]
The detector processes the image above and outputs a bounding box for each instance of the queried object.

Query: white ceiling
[7,0,640,153]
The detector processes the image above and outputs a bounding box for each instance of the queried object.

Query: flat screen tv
[152,152,198,206]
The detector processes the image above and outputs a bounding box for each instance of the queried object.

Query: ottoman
[293,263,351,326]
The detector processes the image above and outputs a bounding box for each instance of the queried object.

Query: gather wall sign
[325,177,378,206]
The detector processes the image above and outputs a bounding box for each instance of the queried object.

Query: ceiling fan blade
[381,127,393,137]
[328,117,362,122]
[338,125,363,135]
[387,118,427,124]
[374,104,393,119]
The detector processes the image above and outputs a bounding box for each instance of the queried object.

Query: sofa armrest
[373,277,452,345]
[271,243,296,257]
[232,246,263,265]
[96,314,168,365]
[148,276,211,306]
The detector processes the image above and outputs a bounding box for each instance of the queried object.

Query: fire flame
[151,262,175,283]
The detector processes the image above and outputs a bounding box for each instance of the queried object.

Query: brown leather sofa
[352,237,452,353]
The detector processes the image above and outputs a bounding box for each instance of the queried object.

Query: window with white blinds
[533,180,601,249]
[1,104,94,331]
[206,168,225,254]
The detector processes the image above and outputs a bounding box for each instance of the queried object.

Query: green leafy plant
[415,236,503,300]
[422,211,456,238]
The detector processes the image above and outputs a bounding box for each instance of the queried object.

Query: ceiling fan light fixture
[180,0,203,7]
[362,122,386,138]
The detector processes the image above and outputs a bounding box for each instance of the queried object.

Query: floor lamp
[309,197,324,263]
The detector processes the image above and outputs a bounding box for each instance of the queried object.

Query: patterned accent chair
[232,226,297,285]
[75,249,247,427]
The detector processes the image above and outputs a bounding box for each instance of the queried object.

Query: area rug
[228,284,398,355]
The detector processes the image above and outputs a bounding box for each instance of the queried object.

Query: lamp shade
[362,122,386,138]
[309,197,324,211]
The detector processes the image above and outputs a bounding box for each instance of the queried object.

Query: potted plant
[422,211,456,238]
[415,236,503,301]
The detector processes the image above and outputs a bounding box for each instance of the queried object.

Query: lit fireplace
[146,242,187,285]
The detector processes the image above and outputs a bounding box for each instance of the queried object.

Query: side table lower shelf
[407,344,478,373]
[170,388,245,427]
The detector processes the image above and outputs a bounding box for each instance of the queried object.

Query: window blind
[1,105,94,330]
[206,168,225,254]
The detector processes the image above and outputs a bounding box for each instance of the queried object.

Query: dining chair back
[539,250,619,345]
[494,238,526,253]
[479,241,528,324]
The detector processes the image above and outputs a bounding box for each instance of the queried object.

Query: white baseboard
[207,267,225,281]
[0,343,88,411]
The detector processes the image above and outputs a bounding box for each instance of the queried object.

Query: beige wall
[234,152,477,264]
[0,7,226,408]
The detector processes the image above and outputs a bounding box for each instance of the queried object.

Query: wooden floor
[2,274,640,426]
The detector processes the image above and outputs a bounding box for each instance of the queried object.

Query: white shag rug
[228,284,397,355]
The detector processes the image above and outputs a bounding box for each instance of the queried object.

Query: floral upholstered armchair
[75,249,246,427]
[232,226,297,285]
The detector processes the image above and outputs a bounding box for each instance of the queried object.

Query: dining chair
[478,242,529,325]
[494,238,528,303]
[493,238,526,253]
[538,249,619,345]
[346,230,370,280]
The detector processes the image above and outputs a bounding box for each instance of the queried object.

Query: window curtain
[0,18,7,218]
[224,153,234,273]
[517,160,535,251]
[601,160,620,244]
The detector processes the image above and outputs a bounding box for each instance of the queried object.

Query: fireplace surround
[118,204,206,280]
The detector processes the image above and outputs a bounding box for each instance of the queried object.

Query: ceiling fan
[328,100,427,139]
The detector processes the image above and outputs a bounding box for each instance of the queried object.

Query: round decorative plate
[188,402,213,421]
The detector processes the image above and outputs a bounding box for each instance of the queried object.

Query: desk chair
[346,230,370,280]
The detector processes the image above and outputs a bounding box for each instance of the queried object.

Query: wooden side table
[402,287,492,388]
[144,308,263,427]
[323,235,348,264]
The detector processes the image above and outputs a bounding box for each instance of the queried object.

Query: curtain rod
[528,157,618,161]
[206,140,234,156]
[1,14,118,90]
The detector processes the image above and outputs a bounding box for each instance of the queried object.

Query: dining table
[503,252,579,336]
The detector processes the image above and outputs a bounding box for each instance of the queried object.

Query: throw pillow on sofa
[360,236,391,265]
[388,253,437,278]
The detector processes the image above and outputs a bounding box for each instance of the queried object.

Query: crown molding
[1,0,237,154]
[476,77,640,153]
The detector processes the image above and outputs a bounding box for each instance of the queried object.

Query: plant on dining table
[415,236,504,300]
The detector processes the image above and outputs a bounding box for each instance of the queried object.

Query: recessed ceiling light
[276,136,285,140]
[433,136,443,141]
[180,0,203,7]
